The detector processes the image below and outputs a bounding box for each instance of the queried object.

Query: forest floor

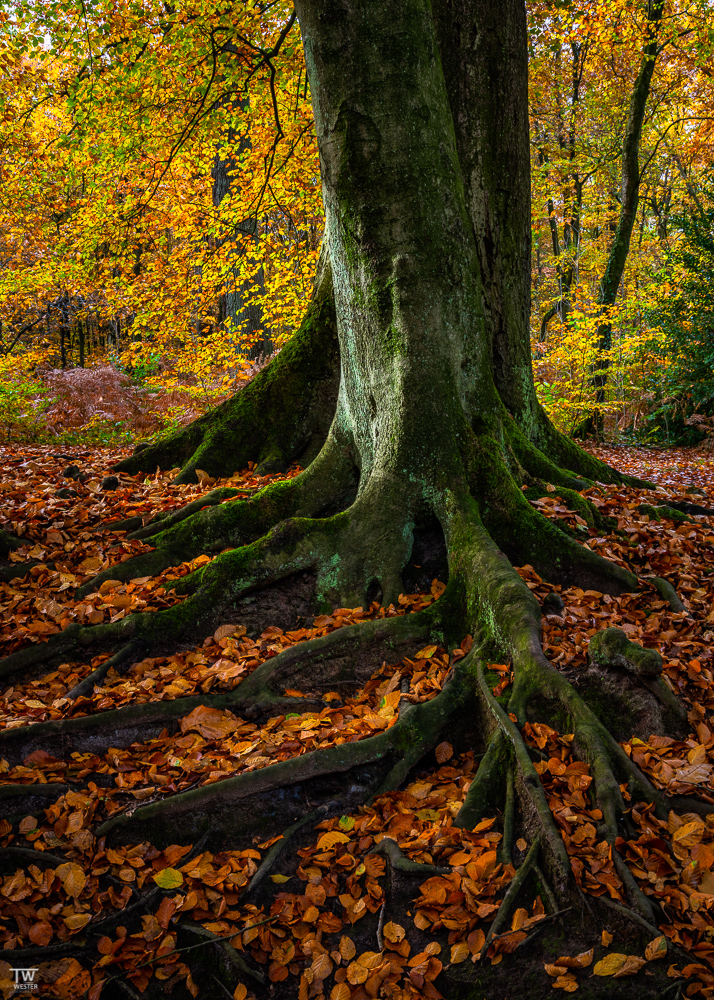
[2,444,714,999]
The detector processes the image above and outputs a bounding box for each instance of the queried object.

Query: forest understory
[3,445,714,999]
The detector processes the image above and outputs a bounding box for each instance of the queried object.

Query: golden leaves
[645,936,668,961]
[672,818,705,847]
[383,921,405,943]
[450,941,470,963]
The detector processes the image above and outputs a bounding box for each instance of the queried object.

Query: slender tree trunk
[78,318,85,368]
[59,298,68,370]
[212,103,272,361]
[576,0,665,437]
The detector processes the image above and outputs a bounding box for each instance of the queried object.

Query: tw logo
[9,968,39,992]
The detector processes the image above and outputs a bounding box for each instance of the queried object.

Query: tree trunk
[212,104,272,361]
[575,0,665,437]
[123,0,619,487]
[433,0,534,429]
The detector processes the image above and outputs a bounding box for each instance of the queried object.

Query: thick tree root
[468,446,637,594]
[454,729,508,830]
[66,641,143,700]
[127,487,245,541]
[645,575,686,613]
[79,439,357,599]
[246,808,325,895]
[0,611,435,765]
[369,837,451,877]
[529,404,654,489]
[0,783,71,824]
[94,660,473,846]
[475,663,573,900]
[178,923,265,987]
[0,560,49,584]
[588,626,687,726]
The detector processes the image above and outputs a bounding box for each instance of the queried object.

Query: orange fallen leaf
[645,936,667,962]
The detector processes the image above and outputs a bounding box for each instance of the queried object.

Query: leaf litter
[3,446,714,996]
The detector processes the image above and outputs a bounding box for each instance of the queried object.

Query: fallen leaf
[645,936,667,962]
[56,862,86,898]
[153,868,184,889]
[593,954,628,977]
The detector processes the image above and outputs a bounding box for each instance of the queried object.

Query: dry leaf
[435,741,453,763]
[451,942,470,964]
[383,922,405,943]
[56,862,86,898]
[593,954,628,977]
[179,705,241,740]
[645,936,667,962]
[553,974,579,992]
[672,819,705,847]
[317,831,351,850]
[64,912,92,931]
[614,956,647,978]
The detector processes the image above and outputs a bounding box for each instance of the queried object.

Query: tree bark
[433,0,534,428]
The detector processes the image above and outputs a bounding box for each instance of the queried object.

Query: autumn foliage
[1,0,713,442]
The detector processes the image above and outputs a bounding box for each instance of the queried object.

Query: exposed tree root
[0,610,435,766]
[588,625,687,727]
[79,436,357,599]
[66,640,143,700]
[128,487,244,541]
[482,835,542,955]
[454,729,508,830]
[247,808,325,895]
[94,660,473,845]
[645,575,687,612]
[177,922,265,986]
[0,527,23,559]
[0,528,46,584]
[369,837,451,877]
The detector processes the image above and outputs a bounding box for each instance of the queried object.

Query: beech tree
[2,0,707,992]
